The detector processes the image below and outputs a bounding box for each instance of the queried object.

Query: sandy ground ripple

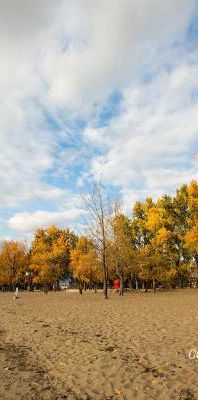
[0,289,198,400]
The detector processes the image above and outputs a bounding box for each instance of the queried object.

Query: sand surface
[0,289,198,400]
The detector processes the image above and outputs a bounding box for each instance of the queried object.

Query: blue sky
[0,0,198,241]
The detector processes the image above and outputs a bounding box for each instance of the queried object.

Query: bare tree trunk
[44,283,48,294]
[119,270,124,296]
[180,276,184,288]
[79,282,83,295]
[129,276,133,292]
[83,182,110,300]
[119,278,123,295]
[101,205,108,299]
[103,252,108,299]
[103,279,108,299]
[145,281,149,292]
[195,255,198,288]
[152,278,156,293]
[135,278,139,290]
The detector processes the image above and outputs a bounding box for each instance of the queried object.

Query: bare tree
[83,182,111,299]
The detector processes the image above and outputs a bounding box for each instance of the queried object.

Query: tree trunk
[44,283,48,294]
[145,281,149,292]
[152,278,156,293]
[103,253,108,299]
[135,278,139,290]
[129,277,133,292]
[103,280,108,299]
[119,273,124,296]
[79,282,83,295]
[94,284,97,293]
[180,277,184,288]
[195,255,198,288]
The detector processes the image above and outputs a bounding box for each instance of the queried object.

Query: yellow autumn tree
[70,237,102,293]
[185,180,198,285]
[0,241,29,288]
[30,225,77,288]
[145,191,190,287]
[111,213,135,295]
[138,246,167,292]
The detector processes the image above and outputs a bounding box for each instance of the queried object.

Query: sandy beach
[0,289,198,400]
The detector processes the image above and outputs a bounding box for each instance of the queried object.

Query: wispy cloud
[85,50,198,201]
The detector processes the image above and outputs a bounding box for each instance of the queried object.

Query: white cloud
[87,52,198,205]
[8,208,83,233]
[43,0,196,111]
[0,0,197,234]
[83,128,103,144]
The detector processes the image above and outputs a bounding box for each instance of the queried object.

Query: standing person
[14,287,19,300]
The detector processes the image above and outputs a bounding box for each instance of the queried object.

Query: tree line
[0,180,198,298]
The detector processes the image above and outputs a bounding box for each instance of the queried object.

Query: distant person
[14,287,19,300]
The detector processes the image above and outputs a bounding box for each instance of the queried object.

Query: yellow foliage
[0,241,28,285]
[30,225,76,284]
[146,207,164,231]
[188,180,198,222]
[70,237,102,283]
[185,222,198,253]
